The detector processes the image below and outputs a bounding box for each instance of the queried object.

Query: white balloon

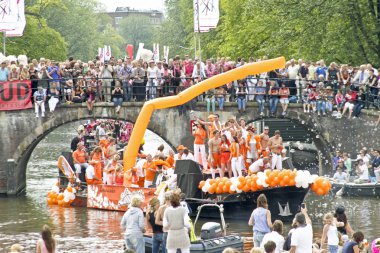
[302,182,309,188]
[202,185,208,193]
[296,182,302,188]
[236,188,242,193]
[52,185,59,194]
[63,196,70,202]
[230,185,236,191]
[69,193,75,200]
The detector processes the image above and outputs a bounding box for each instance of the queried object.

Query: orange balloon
[265,170,271,176]
[209,179,215,185]
[316,188,325,196]
[223,184,230,193]
[225,181,232,187]
[58,200,63,206]
[273,176,280,185]
[218,182,225,189]
[283,175,290,184]
[198,180,205,189]
[269,181,277,188]
[47,198,53,205]
[67,186,73,193]
[57,193,64,200]
[237,182,244,190]
[209,186,216,194]
[290,171,297,179]
[243,184,250,192]
[216,186,223,194]
[289,179,296,186]
[238,176,246,183]
[279,180,286,187]
[257,184,264,190]
[229,189,236,194]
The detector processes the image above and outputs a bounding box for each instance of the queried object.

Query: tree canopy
[158,0,380,66]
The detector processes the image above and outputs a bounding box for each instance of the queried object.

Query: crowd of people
[1,56,380,122]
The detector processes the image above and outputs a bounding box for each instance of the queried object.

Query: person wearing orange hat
[174,145,186,161]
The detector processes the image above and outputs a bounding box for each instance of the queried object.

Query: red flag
[126,44,134,60]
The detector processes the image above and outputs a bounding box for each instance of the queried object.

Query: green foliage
[159,0,380,66]
[6,16,68,61]
[118,15,155,55]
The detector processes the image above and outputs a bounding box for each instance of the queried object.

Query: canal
[0,121,378,252]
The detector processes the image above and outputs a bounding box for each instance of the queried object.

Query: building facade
[107,7,164,29]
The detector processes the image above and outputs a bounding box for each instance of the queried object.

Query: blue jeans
[256,96,265,113]
[123,82,132,101]
[328,245,338,253]
[153,233,166,253]
[125,235,145,253]
[217,96,224,110]
[317,100,326,114]
[353,101,364,117]
[269,97,279,113]
[113,97,123,107]
[326,101,333,111]
[253,231,266,248]
[237,97,246,110]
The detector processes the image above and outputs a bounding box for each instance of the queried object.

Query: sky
[98,0,165,12]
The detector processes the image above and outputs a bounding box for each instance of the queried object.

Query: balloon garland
[47,182,76,207]
[198,169,332,195]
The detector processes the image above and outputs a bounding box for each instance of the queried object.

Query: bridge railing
[23,76,380,110]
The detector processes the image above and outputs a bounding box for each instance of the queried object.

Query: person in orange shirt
[238,136,248,174]
[196,114,222,140]
[166,150,175,168]
[143,155,170,188]
[115,166,125,186]
[72,143,89,180]
[88,146,104,184]
[220,134,231,177]
[229,136,242,177]
[192,122,208,169]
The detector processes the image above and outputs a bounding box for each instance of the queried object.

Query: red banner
[0,80,32,111]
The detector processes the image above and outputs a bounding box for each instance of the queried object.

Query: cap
[149,59,154,63]
[326,86,332,89]
[177,145,185,151]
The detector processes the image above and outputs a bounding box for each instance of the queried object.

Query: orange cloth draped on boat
[144,160,170,182]
[247,134,262,154]
[89,152,103,184]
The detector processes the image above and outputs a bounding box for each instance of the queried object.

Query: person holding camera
[112,81,124,114]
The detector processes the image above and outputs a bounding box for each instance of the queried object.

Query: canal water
[0,121,379,253]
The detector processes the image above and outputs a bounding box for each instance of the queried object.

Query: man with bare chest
[208,130,221,178]
[268,130,283,170]
[260,126,270,157]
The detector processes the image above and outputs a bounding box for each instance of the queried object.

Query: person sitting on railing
[33,86,46,118]
[352,65,369,89]
[334,90,344,118]
[84,85,96,115]
[279,83,290,116]
[316,82,327,116]
[72,85,84,103]
[112,81,124,114]
[352,87,366,118]
[255,80,266,117]
[341,89,357,119]
[63,79,73,104]
[47,82,60,116]
[327,62,341,91]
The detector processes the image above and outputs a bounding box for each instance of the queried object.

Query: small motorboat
[330,180,380,197]
[144,203,244,253]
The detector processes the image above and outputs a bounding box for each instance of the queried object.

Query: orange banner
[87,184,156,211]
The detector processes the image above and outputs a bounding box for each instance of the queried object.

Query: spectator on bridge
[341,89,357,119]
[216,86,226,111]
[72,85,84,103]
[147,60,159,100]
[38,66,51,95]
[268,81,279,116]
[112,81,124,114]
[9,66,19,81]
[279,83,290,116]
[48,82,60,115]
[0,61,9,81]
[353,88,366,118]
[101,61,114,102]
[85,85,96,115]
[316,83,326,116]
[34,86,46,118]
[132,62,146,102]
[255,80,266,116]
[236,80,247,113]
[287,59,299,96]
[63,79,73,104]
[20,67,30,80]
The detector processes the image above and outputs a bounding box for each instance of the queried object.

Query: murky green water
[0,122,379,253]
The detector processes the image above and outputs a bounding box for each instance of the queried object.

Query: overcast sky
[98,0,165,12]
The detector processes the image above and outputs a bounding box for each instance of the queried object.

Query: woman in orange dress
[104,154,122,185]
[220,134,231,177]
[89,146,104,184]
[229,136,242,177]
[115,166,125,186]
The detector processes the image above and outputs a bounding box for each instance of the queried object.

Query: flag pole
[196,0,201,61]
[3,32,5,55]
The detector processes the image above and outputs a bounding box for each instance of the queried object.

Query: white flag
[104,45,111,61]
[194,0,220,33]
[163,46,169,63]
[135,43,145,60]
[6,0,26,37]
[0,0,19,31]
[153,43,160,63]
[98,47,104,63]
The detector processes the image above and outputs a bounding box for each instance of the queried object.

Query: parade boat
[330,181,380,197]
[48,57,332,224]
[144,203,244,253]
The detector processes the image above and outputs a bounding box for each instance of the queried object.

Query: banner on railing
[0,80,32,111]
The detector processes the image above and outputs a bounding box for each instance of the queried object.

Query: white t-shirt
[183,153,195,161]
[291,224,313,253]
[358,164,369,180]
[249,159,264,173]
[86,165,95,179]
[288,65,299,79]
[260,231,285,253]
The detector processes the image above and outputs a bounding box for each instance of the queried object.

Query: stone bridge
[0,102,378,195]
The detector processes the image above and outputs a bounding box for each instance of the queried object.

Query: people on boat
[72,142,89,180]
[332,167,348,182]
[192,121,208,169]
[230,136,243,177]
[246,126,262,163]
[120,196,146,253]
[268,130,283,170]
[260,126,270,158]
[208,130,221,179]
[220,134,231,177]
[248,194,273,247]
[163,192,191,253]
[87,147,104,185]
[36,225,56,253]
[182,148,195,161]
[103,154,122,185]
[354,159,369,183]
[143,155,170,188]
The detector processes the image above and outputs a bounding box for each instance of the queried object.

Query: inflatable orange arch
[123,57,286,183]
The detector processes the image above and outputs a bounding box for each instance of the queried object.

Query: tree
[118,15,155,55]
[6,15,68,61]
